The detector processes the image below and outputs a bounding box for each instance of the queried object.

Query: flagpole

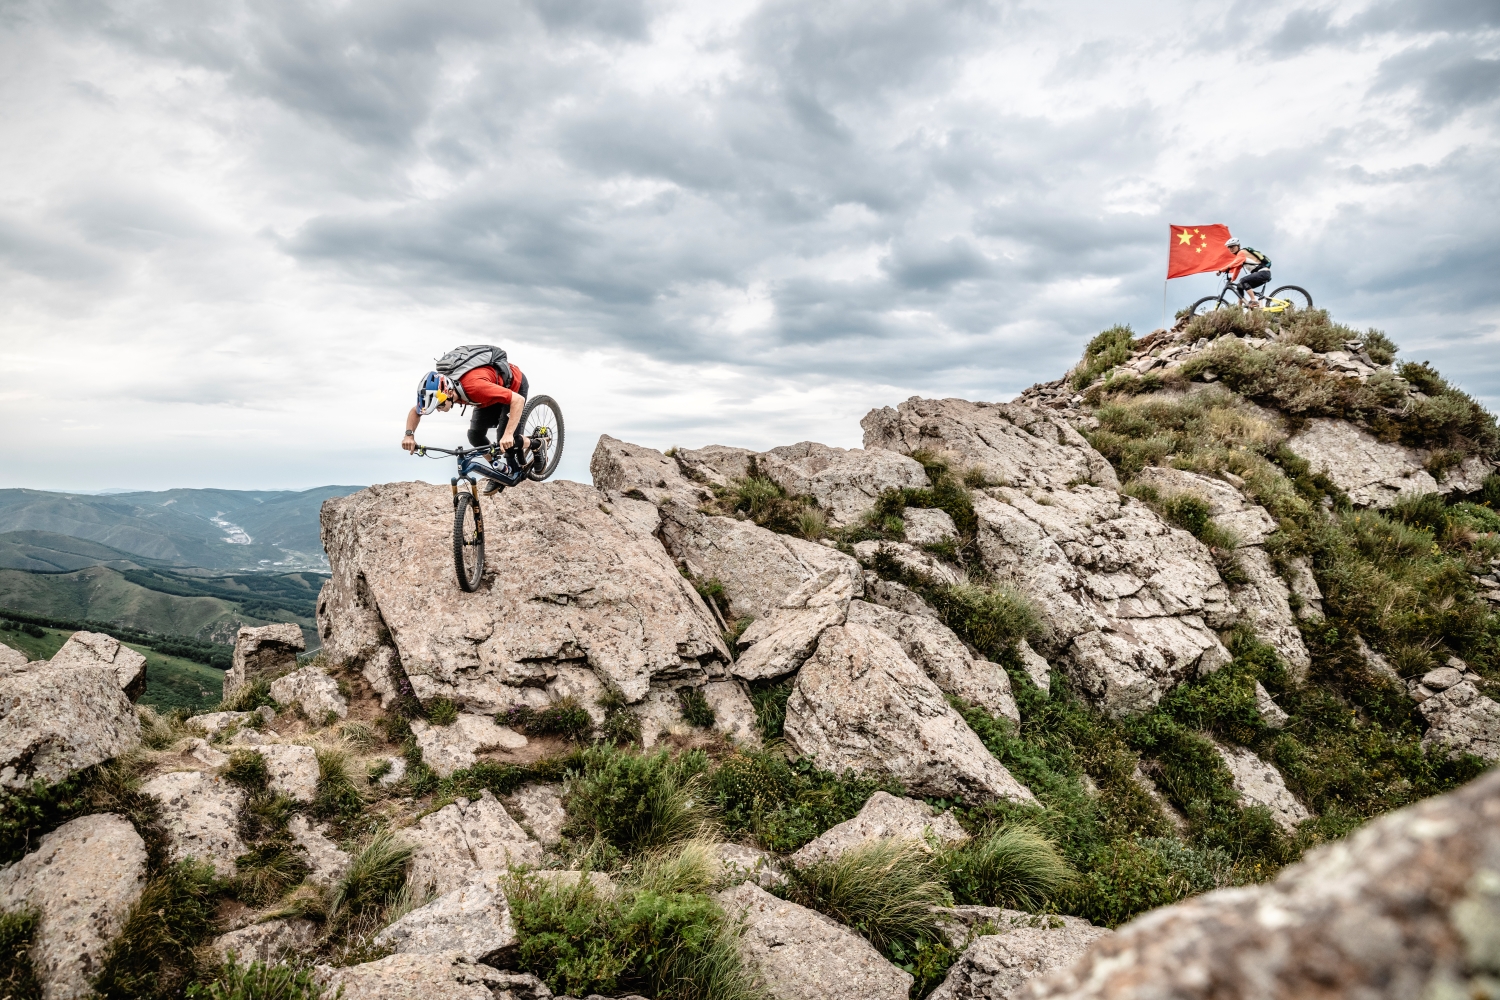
[1162,280,1167,330]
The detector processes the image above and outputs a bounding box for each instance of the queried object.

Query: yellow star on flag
[1178,231,1194,244]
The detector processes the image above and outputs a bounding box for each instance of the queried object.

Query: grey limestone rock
[255,743,320,802]
[904,506,958,545]
[733,603,847,681]
[317,481,728,711]
[589,434,715,507]
[790,790,968,867]
[407,791,543,895]
[210,917,320,964]
[48,631,147,701]
[784,623,1034,802]
[373,880,517,966]
[716,880,913,1000]
[0,653,140,789]
[1016,640,1051,694]
[930,910,1110,1000]
[318,952,510,1000]
[846,599,1019,724]
[1286,417,1476,509]
[507,782,567,847]
[1212,741,1310,832]
[1024,765,1500,1000]
[972,486,1233,716]
[1254,681,1289,729]
[141,769,248,876]
[0,813,148,1000]
[1418,681,1500,761]
[288,814,351,886]
[756,441,930,527]
[269,665,348,721]
[190,710,253,738]
[411,715,527,777]
[861,397,1119,492]
[224,623,304,702]
[861,572,939,619]
[853,539,964,586]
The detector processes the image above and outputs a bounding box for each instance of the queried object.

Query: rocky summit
[2,305,1498,1000]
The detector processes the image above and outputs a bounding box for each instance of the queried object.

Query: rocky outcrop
[784,624,1033,802]
[846,599,1019,724]
[1212,741,1310,832]
[210,918,320,964]
[288,815,351,886]
[255,743,320,802]
[269,665,347,720]
[852,539,964,586]
[0,813,148,1000]
[1286,417,1494,508]
[317,481,729,711]
[0,643,27,671]
[790,791,968,866]
[716,880,913,1000]
[0,651,140,789]
[224,623,304,701]
[590,435,715,507]
[411,715,527,777]
[141,769,248,876]
[319,952,514,1000]
[861,398,1119,491]
[406,791,543,896]
[930,910,1110,1000]
[1417,680,1500,762]
[506,783,567,848]
[48,632,147,701]
[756,441,930,527]
[905,507,958,545]
[1133,466,1310,677]
[658,504,862,619]
[1025,765,1500,1000]
[374,880,517,966]
[732,603,846,681]
[972,485,1233,716]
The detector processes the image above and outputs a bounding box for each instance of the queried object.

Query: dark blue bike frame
[416,440,536,503]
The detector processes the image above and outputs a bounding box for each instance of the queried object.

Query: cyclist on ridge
[403,347,529,495]
[1225,236,1271,305]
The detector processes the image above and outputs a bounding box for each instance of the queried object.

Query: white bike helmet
[1225,236,1241,250]
[416,371,454,415]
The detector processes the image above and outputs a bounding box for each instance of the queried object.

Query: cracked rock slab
[317,480,729,711]
[1286,417,1464,509]
[1213,741,1310,833]
[861,397,1119,492]
[590,434,716,507]
[1026,766,1500,1000]
[255,743,320,802]
[784,623,1034,802]
[1418,681,1500,761]
[757,441,930,527]
[716,881,913,1000]
[406,791,543,896]
[269,665,348,721]
[733,603,847,681]
[0,813,148,1000]
[288,814,351,886]
[853,540,964,586]
[48,631,147,701]
[506,783,567,848]
[412,715,527,777]
[791,791,968,867]
[318,953,507,1000]
[374,880,517,966]
[929,910,1110,1000]
[210,918,320,965]
[141,769,248,876]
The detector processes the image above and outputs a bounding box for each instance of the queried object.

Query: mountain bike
[413,395,564,592]
[1189,270,1312,317]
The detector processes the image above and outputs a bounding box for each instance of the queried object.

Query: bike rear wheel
[453,490,485,592]
[1269,285,1312,311]
[521,395,565,481]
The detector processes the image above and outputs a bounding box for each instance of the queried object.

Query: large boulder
[0,813,148,1000]
[791,790,968,867]
[715,880,913,1000]
[847,599,1019,724]
[318,952,515,1000]
[209,918,320,964]
[316,481,729,711]
[590,434,715,507]
[930,910,1110,1000]
[373,880,517,967]
[1133,466,1310,678]
[0,643,28,671]
[1025,765,1500,1000]
[861,398,1119,491]
[972,485,1233,716]
[288,815,351,886]
[269,665,348,720]
[406,791,543,896]
[48,632,147,701]
[253,743,321,802]
[1417,681,1500,761]
[224,624,305,702]
[756,441,930,527]
[1285,417,1495,508]
[0,653,140,789]
[140,769,248,876]
[411,715,527,777]
[784,623,1034,802]
[1213,741,1310,833]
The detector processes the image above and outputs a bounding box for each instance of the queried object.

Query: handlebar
[413,443,497,458]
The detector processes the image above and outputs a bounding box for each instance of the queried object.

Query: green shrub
[501,698,594,741]
[1071,325,1135,389]
[220,680,276,714]
[312,749,364,823]
[426,698,459,727]
[565,746,712,856]
[330,830,412,916]
[1361,329,1399,365]
[187,956,330,1000]
[438,754,579,801]
[93,859,221,1000]
[747,678,793,741]
[0,907,42,1000]
[928,584,1048,662]
[0,773,89,866]
[678,688,716,729]
[231,840,310,907]
[222,750,270,792]
[940,825,1074,910]
[709,749,892,854]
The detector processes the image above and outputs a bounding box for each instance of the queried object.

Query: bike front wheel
[453,490,485,592]
[1269,285,1312,311]
[1189,294,1236,317]
[521,395,565,481]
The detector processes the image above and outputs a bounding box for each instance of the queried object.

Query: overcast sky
[2,0,1497,491]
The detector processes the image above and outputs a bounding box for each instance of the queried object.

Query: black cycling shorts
[467,374,531,447]
[1237,269,1271,292]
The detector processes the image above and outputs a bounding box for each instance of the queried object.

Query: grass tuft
[565,745,713,858]
[329,830,412,918]
[678,688,716,728]
[425,698,459,727]
[219,679,277,714]
[0,907,42,1000]
[187,955,330,1000]
[940,825,1074,910]
[92,859,221,1000]
[312,749,365,824]
[222,750,270,792]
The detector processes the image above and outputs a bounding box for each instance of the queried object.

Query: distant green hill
[0,530,145,572]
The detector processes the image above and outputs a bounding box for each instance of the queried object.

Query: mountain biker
[1224,237,1271,304]
[402,354,529,495]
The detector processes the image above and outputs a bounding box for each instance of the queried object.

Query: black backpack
[434,345,512,404]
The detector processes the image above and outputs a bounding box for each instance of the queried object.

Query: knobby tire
[521,395,566,481]
[1269,285,1313,310]
[453,491,485,592]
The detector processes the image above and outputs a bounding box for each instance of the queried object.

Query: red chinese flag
[1168,224,1240,279]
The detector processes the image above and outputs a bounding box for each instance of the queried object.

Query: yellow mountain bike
[1189,270,1312,316]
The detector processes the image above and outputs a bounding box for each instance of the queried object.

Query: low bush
[231,840,310,907]
[927,584,1048,663]
[93,859,221,1000]
[709,748,892,854]
[940,825,1074,910]
[564,746,712,857]
[678,688,716,728]
[0,907,42,1000]
[1071,325,1136,389]
[329,830,412,917]
[312,749,364,824]
[187,956,330,1000]
[501,698,594,741]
